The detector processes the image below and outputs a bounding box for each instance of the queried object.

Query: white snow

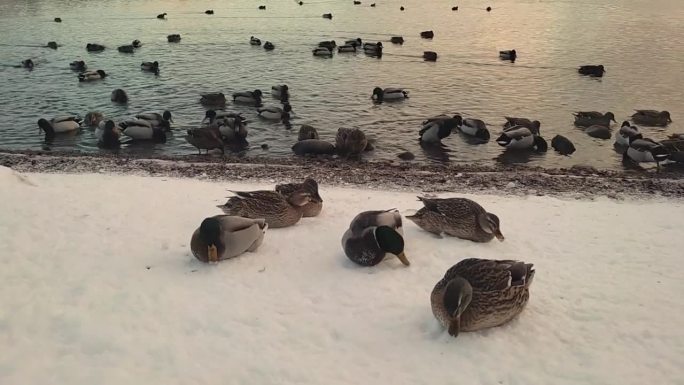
[1,168,683,385]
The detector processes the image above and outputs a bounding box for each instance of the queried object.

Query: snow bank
[0,168,682,385]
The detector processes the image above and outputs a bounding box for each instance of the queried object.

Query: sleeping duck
[191,216,267,263]
[250,36,262,46]
[496,125,547,151]
[78,70,106,82]
[623,135,669,170]
[141,61,159,74]
[372,87,408,102]
[631,110,672,127]
[313,47,333,57]
[37,116,81,139]
[136,111,172,131]
[271,84,289,99]
[257,103,292,121]
[419,117,460,143]
[341,209,409,267]
[458,116,491,141]
[233,89,263,106]
[119,119,166,142]
[69,60,87,71]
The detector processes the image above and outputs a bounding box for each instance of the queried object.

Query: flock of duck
[190,177,532,338]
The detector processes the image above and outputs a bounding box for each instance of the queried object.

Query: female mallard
[338,45,356,53]
[95,120,121,149]
[69,60,87,71]
[496,126,547,151]
[257,103,292,121]
[313,47,333,57]
[631,110,672,127]
[200,92,226,106]
[78,69,106,82]
[573,111,615,127]
[341,209,410,266]
[275,178,323,217]
[141,61,159,74]
[83,111,104,127]
[37,116,81,139]
[335,127,368,157]
[407,197,504,242]
[345,38,362,47]
[191,216,268,263]
[136,111,173,130]
[185,126,224,154]
[431,258,534,337]
[218,190,315,228]
[623,135,669,170]
[371,87,407,102]
[615,121,640,146]
[119,119,166,142]
[298,124,319,141]
[503,117,540,134]
[233,89,263,106]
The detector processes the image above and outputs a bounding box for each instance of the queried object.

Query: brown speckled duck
[218,190,314,228]
[275,178,323,217]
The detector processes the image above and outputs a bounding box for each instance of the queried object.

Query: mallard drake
[132,40,141,48]
[78,70,106,82]
[95,120,121,149]
[250,36,262,46]
[202,110,246,126]
[185,126,224,154]
[298,125,319,141]
[275,178,323,217]
[218,190,315,228]
[21,59,34,69]
[419,118,459,143]
[69,60,86,71]
[83,112,104,127]
[37,116,81,139]
[458,117,491,141]
[335,127,368,157]
[503,117,541,134]
[338,45,356,53]
[141,61,159,74]
[86,43,105,52]
[205,10,214,15]
[110,89,128,104]
[271,84,289,98]
[136,111,172,131]
[313,47,333,57]
[551,135,575,155]
[201,110,247,142]
[345,38,362,47]
[631,110,671,127]
[496,126,547,151]
[233,89,263,106]
[615,121,640,146]
[191,216,267,263]
[573,111,615,127]
[407,197,504,242]
[391,36,404,44]
[257,103,292,121]
[200,92,226,106]
[578,65,605,77]
[119,119,166,142]
[585,125,611,139]
[499,49,516,61]
[372,87,408,102]
[431,258,534,337]
[322,13,333,19]
[117,45,134,53]
[623,135,669,170]
[363,42,382,56]
[167,34,181,42]
[341,209,410,266]
[157,13,167,19]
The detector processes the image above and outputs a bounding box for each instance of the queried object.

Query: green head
[199,217,222,262]
[375,226,409,266]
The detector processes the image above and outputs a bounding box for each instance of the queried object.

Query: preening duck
[95,120,121,149]
[458,116,491,141]
[371,87,408,102]
[136,111,172,130]
[119,119,166,142]
[257,103,292,121]
[37,116,81,139]
[623,135,669,170]
[496,125,547,151]
[341,209,410,267]
[190,216,267,263]
[218,189,317,228]
[250,36,262,46]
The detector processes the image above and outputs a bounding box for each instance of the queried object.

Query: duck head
[202,110,217,124]
[621,120,631,128]
[662,111,672,123]
[287,190,314,207]
[199,217,222,262]
[302,178,322,202]
[372,87,384,101]
[530,120,541,135]
[478,212,504,241]
[97,69,107,78]
[162,110,173,122]
[37,118,55,139]
[375,225,409,266]
[444,277,473,337]
[605,112,616,122]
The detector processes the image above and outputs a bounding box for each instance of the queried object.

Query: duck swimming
[363,42,382,57]
[110,89,128,104]
[263,42,274,50]
[371,87,408,102]
[37,116,81,140]
[21,59,34,69]
[95,120,121,149]
[503,117,540,134]
[218,189,317,228]
[431,258,534,338]
[313,47,333,57]
[200,92,226,106]
[573,111,615,127]
[136,111,173,131]
[496,125,547,151]
[232,89,263,106]
[250,36,262,46]
[190,216,267,263]
[257,103,292,121]
[499,49,516,61]
[630,110,672,127]
[78,70,106,81]
[578,65,605,77]
[83,112,104,127]
[69,60,86,71]
[335,127,368,157]
[141,61,159,74]
[119,119,166,142]
[342,209,410,267]
[271,84,289,99]
[167,34,181,42]
[86,43,105,52]
[623,135,669,170]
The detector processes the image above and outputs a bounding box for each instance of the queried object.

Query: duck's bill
[495,231,505,242]
[448,316,460,337]
[396,252,410,266]
[208,245,218,263]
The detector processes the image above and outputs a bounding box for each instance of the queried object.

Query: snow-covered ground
[1,167,683,385]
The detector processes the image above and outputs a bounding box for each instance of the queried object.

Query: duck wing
[417,197,485,218]
[445,258,534,291]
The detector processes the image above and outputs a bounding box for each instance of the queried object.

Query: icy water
[0,0,682,169]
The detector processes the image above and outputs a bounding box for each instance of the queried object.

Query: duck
[117,45,134,53]
[119,119,166,142]
[167,34,181,42]
[585,125,611,139]
[503,117,540,134]
[37,116,81,139]
[157,13,167,19]
[185,126,224,154]
[259,5,266,10]
[631,110,672,127]
[496,125,547,151]
[458,116,491,141]
[353,1,361,4]
[345,38,362,47]
[322,13,333,19]
[263,42,275,50]
[551,135,576,155]
[202,110,246,127]
[69,60,86,71]
[200,92,226,106]
[21,59,34,69]
[190,216,267,263]
[420,30,434,39]
[95,120,121,149]
[201,110,247,142]
[419,119,457,143]
[86,43,105,52]
[363,42,383,56]
[623,135,669,170]
[218,189,316,228]
[318,40,337,49]
[371,87,408,102]
[292,139,336,156]
[313,47,333,57]
[54,17,62,22]
[407,197,504,242]
[141,61,159,74]
[83,112,104,127]
[232,89,263,106]
[338,45,357,53]
[78,69,106,81]
[423,51,438,62]
[132,40,141,48]
[335,127,368,157]
[46,42,58,49]
[136,111,173,131]
[257,103,292,121]
[275,178,323,217]
[110,89,128,104]
[573,111,615,127]
[342,209,409,267]
[390,36,404,44]
[298,125,319,141]
[578,65,605,77]
[499,49,516,61]
[205,10,214,15]
[271,84,289,99]
[250,36,262,46]
[431,258,535,337]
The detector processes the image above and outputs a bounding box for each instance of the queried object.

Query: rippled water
[0,0,682,169]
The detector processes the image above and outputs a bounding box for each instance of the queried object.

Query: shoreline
[2,149,684,198]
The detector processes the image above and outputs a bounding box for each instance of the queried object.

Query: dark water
[0,0,682,169]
